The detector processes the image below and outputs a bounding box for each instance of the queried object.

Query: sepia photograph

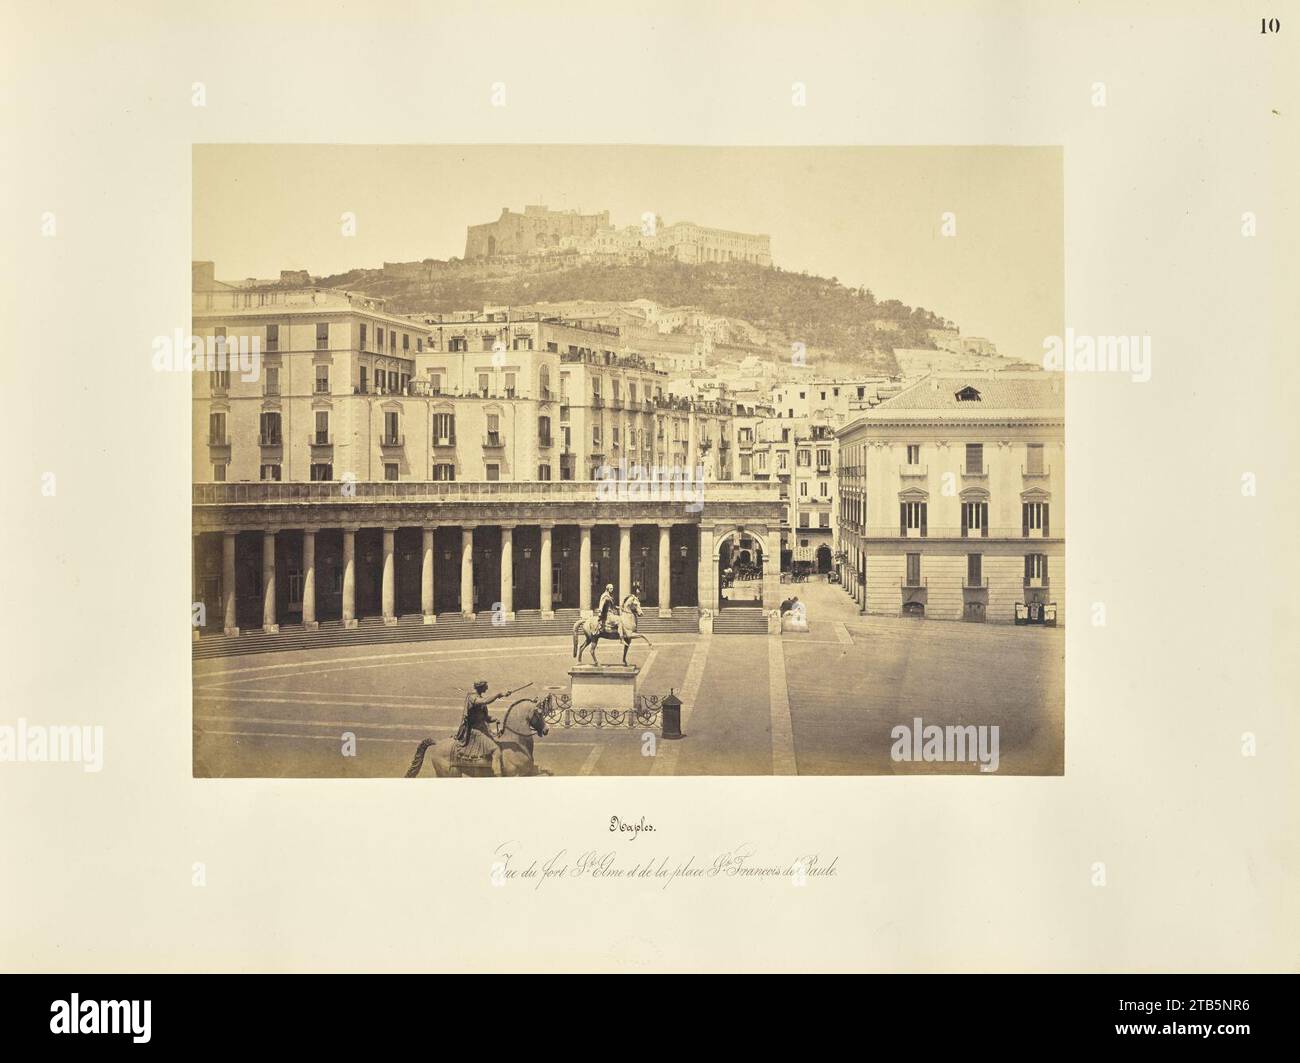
[189,145,1065,778]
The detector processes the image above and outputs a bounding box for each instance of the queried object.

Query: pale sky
[193,145,1062,360]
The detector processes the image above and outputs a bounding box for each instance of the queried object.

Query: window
[265,324,279,352]
[1025,553,1048,584]
[965,443,983,474]
[433,412,455,445]
[402,333,410,352]
[359,323,368,351]
[389,371,398,392]
[740,455,751,476]
[819,480,829,497]
[384,411,400,445]
[967,554,983,586]
[428,372,441,395]
[592,425,602,449]
[314,411,329,445]
[390,330,397,353]
[482,335,495,351]
[955,386,982,402]
[537,464,551,481]
[961,500,988,537]
[485,463,500,481]
[799,513,810,528]
[310,463,333,481]
[905,553,922,586]
[316,322,329,350]
[212,463,226,482]
[208,411,226,445]
[1026,443,1045,474]
[777,453,788,471]
[906,444,921,465]
[1023,501,1050,536]
[539,366,551,399]
[384,463,399,481]
[432,463,455,481]
[757,452,767,471]
[505,373,516,398]
[449,335,467,352]
[315,364,329,394]
[799,481,808,497]
[817,448,831,468]
[478,373,489,397]
[797,450,811,467]
[901,500,927,536]
[818,512,830,528]
[359,366,367,393]
[538,415,551,446]
[260,463,281,481]
[259,411,282,446]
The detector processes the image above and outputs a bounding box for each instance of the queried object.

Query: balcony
[482,432,506,448]
[591,396,604,409]
[899,463,927,478]
[963,577,989,590]
[308,434,333,447]
[432,435,457,448]
[258,435,283,448]
[900,577,928,588]
[1024,577,1049,589]
[380,434,405,448]
[1022,464,1051,479]
[208,436,230,449]
[961,465,988,479]
[263,384,281,397]
[538,435,554,449]
[610,397,623,410]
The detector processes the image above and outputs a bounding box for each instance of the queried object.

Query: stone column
[460,525,475,618]
[342,526,357,628]
[499,524,515,621]
[539,524,554,619]
[382,527,397,625]
[302,528,318,630]
[578,525,593,615]
[697,524,716,620]
[222,529,239,637]
[618,523,632,602]
[759,526,781,613]
[261,529,278,634]
[658,524,672,618]
[421,525,436,624]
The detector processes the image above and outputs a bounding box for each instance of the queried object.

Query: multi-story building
[192,284,431,486]
[836,372,1064,624]
[190,274,774,637]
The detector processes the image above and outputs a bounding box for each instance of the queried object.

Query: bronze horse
[405,698,550,778]
[572,597,652,665]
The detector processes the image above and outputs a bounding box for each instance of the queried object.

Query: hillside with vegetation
[317,256,953,373]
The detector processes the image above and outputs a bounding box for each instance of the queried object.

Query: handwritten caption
[491,842,839,891]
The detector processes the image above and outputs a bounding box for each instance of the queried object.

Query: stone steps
[192,608,701,660]
[712,608,769,635]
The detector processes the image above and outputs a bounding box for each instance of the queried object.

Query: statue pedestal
[568,665,639,711]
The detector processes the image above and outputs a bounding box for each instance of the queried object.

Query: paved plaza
[192,581,1064,778]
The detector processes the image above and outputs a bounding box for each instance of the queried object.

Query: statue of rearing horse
[573,595,652,665]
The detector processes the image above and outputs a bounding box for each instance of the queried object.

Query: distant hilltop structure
[464,204,772,267]
[465,205,611,259]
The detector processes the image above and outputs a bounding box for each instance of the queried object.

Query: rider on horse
[455,680,506,762]
[597,583,618,633]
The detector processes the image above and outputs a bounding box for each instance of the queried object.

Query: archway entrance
[716,529,766,610]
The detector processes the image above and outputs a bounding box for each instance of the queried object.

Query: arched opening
[716,529,766,610]
[816,544,832,573]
